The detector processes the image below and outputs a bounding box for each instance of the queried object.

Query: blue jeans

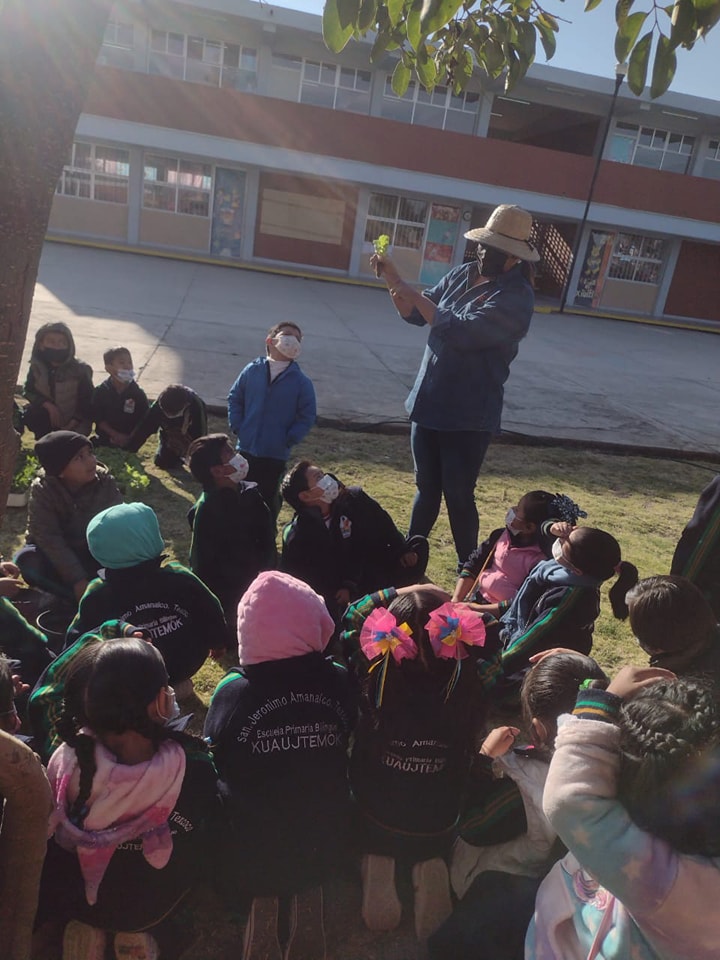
[408,424,492,564]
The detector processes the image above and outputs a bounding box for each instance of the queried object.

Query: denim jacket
[403,262,534,433]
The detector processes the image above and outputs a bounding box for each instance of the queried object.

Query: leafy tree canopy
[322,0,720,99]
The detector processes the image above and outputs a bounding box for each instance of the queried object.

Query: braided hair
[618,678,720,856]
[56,637,208,828]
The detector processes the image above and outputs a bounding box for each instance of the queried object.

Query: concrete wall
[48,195,128,240]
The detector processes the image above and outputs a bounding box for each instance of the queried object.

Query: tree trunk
[0,0,113,532]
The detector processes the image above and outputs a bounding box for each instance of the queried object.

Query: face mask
[40,347,69,364]
[477,246,509,277]
[162,405,188,420]
[274,334,301,360]
[116,369,136,383]
[158,686,181,724]
[505,508,517,530]
[227,453,249,483]
[552,538,564,562]
[315,474,339,504]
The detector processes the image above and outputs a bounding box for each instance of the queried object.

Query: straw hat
[464,205,540,262]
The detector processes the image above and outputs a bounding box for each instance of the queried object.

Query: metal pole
[558,64,627,314]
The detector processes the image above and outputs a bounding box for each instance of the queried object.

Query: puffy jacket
[24,322,94,433]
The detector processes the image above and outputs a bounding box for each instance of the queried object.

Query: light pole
[558,63,628,314]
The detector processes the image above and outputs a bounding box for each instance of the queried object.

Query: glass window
[56,141,129,204]
[608,122,695,174]
[607,232,665,284]
[142,153,212,216]
[365,192,429,250]
[272,53,302,70]
[380,77,479,131]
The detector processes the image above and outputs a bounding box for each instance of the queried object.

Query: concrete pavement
[23,241,720,456]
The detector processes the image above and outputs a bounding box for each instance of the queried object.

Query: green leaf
[419,0,464,36]
[694,0,720,36]
[482,37,506,77]
[517,20,537,60]
[537,11,559,31]
[457,45,474,79]
[650,32,677,96]
[357,0,378,32]
[391,58,412,95]
[535,16,557,58]
[669,0,696,46]
[626,29,652,93]
[322,0,355,51]
[337,0,362,28]
[615,10,648,62]
[416,43,438,87]
[615,0,634,24]
[585,0,603,11]
[504,45,526,90]
[387,0,406,26]
[407,0,425,50]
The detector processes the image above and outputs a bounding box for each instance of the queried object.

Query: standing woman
[371,205,539,567]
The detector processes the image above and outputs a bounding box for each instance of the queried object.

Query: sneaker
[62,921,106,960]
[412,858,453,941]
[114,931,160,960]
[242,897,282,960]
[285,886,326,960]
[360,854,402,932]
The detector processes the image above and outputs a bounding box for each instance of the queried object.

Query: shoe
[360,854,402,932]
[62,921,106,960]
[284,886,326,960]
[114,931,160,960]
[242,897,282,960]
[412,857,453,941]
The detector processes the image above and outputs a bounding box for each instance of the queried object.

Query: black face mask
[40,347,69,365]
[476,245,509,277]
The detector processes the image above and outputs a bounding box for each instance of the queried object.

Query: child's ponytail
[609,560,639,620]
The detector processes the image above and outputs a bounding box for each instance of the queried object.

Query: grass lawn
[6,420,716,959]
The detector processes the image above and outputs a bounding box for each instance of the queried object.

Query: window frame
[148,29,257,91]
[606,232,666,285]
[381,77,480,133]
[142,153,214,218]
[56,141,130,205]
[609,122,695,174]
[297,58,372,113]
[364,192,429,251]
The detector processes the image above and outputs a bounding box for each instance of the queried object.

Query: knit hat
[87,503,165,569]
[236,571,335,665]
[34,431,92,477]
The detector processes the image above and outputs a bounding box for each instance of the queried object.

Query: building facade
[48,0,720,321]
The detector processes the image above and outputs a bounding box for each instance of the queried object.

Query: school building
[49,0,720,322]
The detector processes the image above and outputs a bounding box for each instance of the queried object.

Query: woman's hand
[549,522,574,539]
[480,726,520,759]
[607,665,676,700]
[370,253,401,286]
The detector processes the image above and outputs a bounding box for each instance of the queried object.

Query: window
[609,122,695,174]
[143,154,213,216]
[364,193,428,250]
[607,233,666,284]
[702,140,720,180]
[299,60,371,113]
[381,78,479,133]
[97,20,134,70]
[148,30,256,90]
[56,142,130,203]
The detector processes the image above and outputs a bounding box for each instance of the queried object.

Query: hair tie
[426,603,486,701]
[550,493,587,525]
[360,608,417,707]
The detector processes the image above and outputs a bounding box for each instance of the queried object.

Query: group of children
[2,318,720,960]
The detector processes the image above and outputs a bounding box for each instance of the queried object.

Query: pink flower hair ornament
[359,607,417,707]
[426,603,486,701]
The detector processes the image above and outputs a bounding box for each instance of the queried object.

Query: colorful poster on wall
[420,203,460,285]
[210,167,246,259]
[574,231,615,306]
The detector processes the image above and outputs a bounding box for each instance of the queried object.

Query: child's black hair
[626,575,717,658]
[188,433,229,488]
[518,490,555,527]
[282,459,312,511]
[266,322,302,341]
[565,527,638,619]
[57,638,208,828]
[103,345,132,366]
[618,678,720,856]
[521,652,608,747]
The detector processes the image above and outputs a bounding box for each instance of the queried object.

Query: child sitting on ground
[350,590,487,942]
[23,322,94,439]
[482,527,638,698]
[281,460,429,623]
[91,346,149,448]
[626,574,720,692]
[453,491,586,616]
[527,666,720,959]
[187,434,275,632]
[37,637,222,960]
[204,571,356,960]
[126,384,207,470]
[228,322,316,519]
[67,503,227,687]
[437,652,607,960]
[15,432,122,603]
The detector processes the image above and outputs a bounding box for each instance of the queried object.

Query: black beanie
[35,431,91,477]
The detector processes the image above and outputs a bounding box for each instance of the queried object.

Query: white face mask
[552,538,564,562]
[116,368,136,383]
[505,507,517,530]
[158,686,181,724]
[316,474,339,504]
[227,453,249,483]
[274,334,302,360]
